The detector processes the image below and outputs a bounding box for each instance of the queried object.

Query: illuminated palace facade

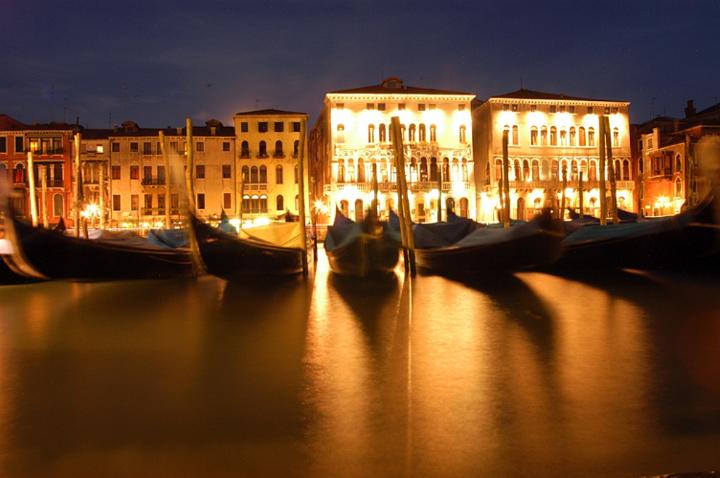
[473,90,634,223]
[310,77,475,222]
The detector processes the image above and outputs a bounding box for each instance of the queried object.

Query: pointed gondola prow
[182,117,205,277]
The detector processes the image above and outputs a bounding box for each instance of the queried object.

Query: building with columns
[473,89,634,223]
[310,77,475,222]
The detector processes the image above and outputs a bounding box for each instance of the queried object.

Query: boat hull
[192,216,304,280]
[326,233,400,277]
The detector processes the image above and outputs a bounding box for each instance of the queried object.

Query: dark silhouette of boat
[324,209,400,277]
[4,214,195,281]
[190,214,304,280]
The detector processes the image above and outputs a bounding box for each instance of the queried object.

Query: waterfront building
[0,114,77,226]
[634,100,720,216]
[232,109,308,222]
[472,89,634,223]
[309,77,475,222]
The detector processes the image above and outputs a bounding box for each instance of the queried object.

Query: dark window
[550,105,557,113]
[112,195,121,211]
[258,122,268,133]
[258,141,267,157]
[568,105,576,114]
[197,193,205,210]
[378,103,386,111]
[274,122,284,132]
[111,142,120,152]
[240,141,250,158]
[292,122,301,132]
[222,141,230,151]
[143,166,152,181]
[293,140,299,157]
[143,142,151,154]
[157,166,166,183]
[418,104,426,111]
[130,142,138,153]
[196,165,205,179]
[366,103,375,110]
[223,192,231,209]
[276,165,283,184]
[196,141,204,152]
[0,137,6,153]
[274,140,283,157]
[111,165,121,180]
[15,136,23,153]
[130,165,139,179]
[241,122,248,132]
[222,164,231,179]
[587,106,594,114]
[158,194,165,213]
[276,195,284,211]
[144,194,152,214]
[171,194,179,209]
[398,103,406,110]
[131,194,138,211]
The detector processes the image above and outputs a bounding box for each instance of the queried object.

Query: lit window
[96,145,104,153]
[530,127,538,145]
[367,125,375,143]
[512,125,519,145]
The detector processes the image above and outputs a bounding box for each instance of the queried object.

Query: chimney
[684,99,696,118]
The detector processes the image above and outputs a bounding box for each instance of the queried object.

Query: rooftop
[328,77,473,96]
[234,108,307,117]
[490,88,625,103]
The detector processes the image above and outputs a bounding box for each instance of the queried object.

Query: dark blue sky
[2,0,719,128]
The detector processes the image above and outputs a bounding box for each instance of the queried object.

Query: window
[276,165,283,184]
[560,129,567,145]
[530,126,538,145]
[130,142,138,153]
[540,126,547,145]
[588,127,595,147]
[612,128,619,147]
[111,142,120,152]
[550,105,557,113]
[143,142,151,154]
[196,141,204,152]
[276,195,284,211]
[459,125,466,144]
[503,104,509,111]
[14,164,24,183]
[366,103,375,110]
[429,104,436,110]
[222,164,232,179]
[130,165,139,179]
[559,105,565,113]
[144,194,152,214]
[378,103,386,111]
[112,194,120,212]
[222,141,230,152]
[241,166,249,182]
[368,124,375,143]
[430,125,437,142]
[171,194,179,210]
[143,166,152,181]
[568,105,576,114]
[241,122,249,132]
[54,193,65,216]
[587,106,594,114]
[131,194,139,211]
[97,145,105,154]
[512,125,518,145]
[569,127,576,146]
[258,122,268,133]
[579,126,586,146]
[675,154,682,172]
[0,137,7,153]
[419,124,426,142]
[258,141,267,157]
[224,192,232,210]
[14,136,23,153]
[337,159,345,182]
[240,141,250,158]
[170,141,178,152]
[274,140,284,157]
[458,104,465,111]
[409,124,417,142]
[274,122,284,132]
[111,165,121,180]
[196,165,205,179]
[250,166,258,183]
[292,122,301,132]
[604,107,610,114]
[294,165,299,184]
[293,140,299,157]
[336,124,345,143]
[379,124,387,142]
[418,104,426,111]
[398,103,406,110]
[511,104,518,112]
[197,193,205,210]
[259,165,267,183]
[158,194,166,214]
[157,166,166,183]
[530,104,537,112]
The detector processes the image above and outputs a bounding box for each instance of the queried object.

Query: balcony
[256,153,269,159]
[243,182,267,191]
[142,178,167,186]
[240,151,250,159]
[273,152,285,159]
[649,168,673,179]
[33,148,64,156]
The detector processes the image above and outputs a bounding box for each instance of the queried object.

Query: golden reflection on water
[0,260,719,477]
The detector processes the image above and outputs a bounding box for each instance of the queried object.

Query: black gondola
[324,209,401,277]
[554,196,717,270]
[190,214,304,280]
[391,210,563,276]
[4,214,195,281]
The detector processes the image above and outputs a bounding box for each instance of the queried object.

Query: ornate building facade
[310,77,475,222]
[473,89,634,223]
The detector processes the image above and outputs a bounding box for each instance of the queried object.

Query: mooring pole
[598,117,607,225]
[27,151,38,227]
[297,118,309,276]
[502,129,511,229]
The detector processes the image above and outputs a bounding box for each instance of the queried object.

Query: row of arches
[507,125,620,148]
[337,197,470,222]
[239,140,299,159]
[240,165,298,185]
[1,163,65,185]
[491,158,632,183]
[336,157,469,183]
[241,194,298,213]
[338,123,463,144]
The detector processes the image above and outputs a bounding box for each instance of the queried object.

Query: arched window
[541,160,549,180]
[578,127,586,146]
[623,159,630,180]
[551,159,559,180]
[430,157,438,181]
[589,160,597,181]
[381,163,388,182]
[420,158,428,181]
[274,140,283,158]
[400,124,406,140]
[461,158,468,181]
[339,199,349,217]
[588,127,595,147]
[258,141,267,157]
[540,126,548,145]
[485,162,490,185]
[409,158,417,183]
[419,124,426,142]
[550,127,557,146]
[674,177,682,197]
[241,165,249,182]
[14,164,25,183]
[354,199,364,221]
[560,129,567,146]
[293,140,299,157]
[259,165,267,183]
[337,159,345,182]
[336,124,345,143]
[495,159,503,183]
[367,124,375,143]
[612,127,619,147]
[379,124,386,142]
[276,194,284,211]
[522,160,530,182]
[250,166,259,183]
[240,141,250,158]
[614,160,621,180]
[571,160,578,181]
[459,125,466,144]
[259,195,267,212]
[514,159,521,181]
[675,154,682,172]
[531,160,540,181]
[569,127,576,146]
[459,198,469,218]
[53,193,63,217]
[580,160,588,180]
[452,159,459,182]
[347,159,355,182]
[429,125,437,142]
[250,194,259,213]
[446,197,455,214]
[357,158,365,183]
[530,126,538,145]
[276,165,283,184]
[295,194,299,211]
[409,124,416,142]
[242,194,250,212]
[442,158,450,181]
[512,125,519,145]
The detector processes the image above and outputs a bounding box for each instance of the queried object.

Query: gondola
[324,209,401,277]
[391,210,563,276]
[554,195,717,270]
[4,213,195,281]
[190,214,305,280]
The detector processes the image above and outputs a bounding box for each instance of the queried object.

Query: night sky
[2,0,719,128]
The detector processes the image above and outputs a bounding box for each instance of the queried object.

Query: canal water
[0,253,719,477]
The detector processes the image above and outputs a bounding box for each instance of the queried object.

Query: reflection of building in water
[633,100,720,217]
[310,77,475,223]
[473,89,634,223]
